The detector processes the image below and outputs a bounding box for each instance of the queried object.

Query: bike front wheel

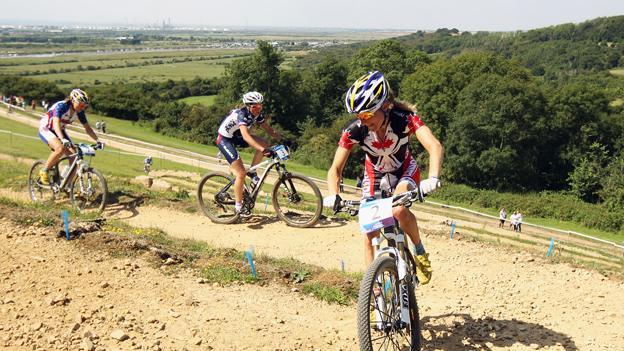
[27,160,56,203]
[271,173,322,228]
[197,172,240,224]
[357,255,421,351]
[70,168,108,213]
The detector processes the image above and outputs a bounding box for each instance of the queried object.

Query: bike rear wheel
[70,167,108,213]
[27,160,57,203]
[271,173,322,228]
[357,255,421,351]
[197,172,240,224]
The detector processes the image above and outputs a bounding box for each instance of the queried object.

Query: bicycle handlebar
[337,188,425,216]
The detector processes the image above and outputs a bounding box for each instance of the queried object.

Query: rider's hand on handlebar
[419,176,441,195]
[60,138,72,148]
[95,141,105,150]
[262,148,276,158]
[323,194,343,213]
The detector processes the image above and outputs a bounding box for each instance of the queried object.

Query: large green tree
[445,74,548,190]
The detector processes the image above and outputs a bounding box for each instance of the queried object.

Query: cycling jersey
[217,107,265,139]
[38,100,87,145]
[339,109,425,173]
[41,101,88,129]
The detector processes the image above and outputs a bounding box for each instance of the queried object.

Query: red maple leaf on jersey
[371,139,394,150]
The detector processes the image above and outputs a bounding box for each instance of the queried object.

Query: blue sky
[2,0,624,31]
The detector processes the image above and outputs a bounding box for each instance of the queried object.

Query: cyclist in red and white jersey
[324,71,444,285]
[38,89,103,184]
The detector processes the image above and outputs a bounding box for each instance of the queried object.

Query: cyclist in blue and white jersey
[38,89,103,184]
[324,71,444,285]
[216,91,285,216]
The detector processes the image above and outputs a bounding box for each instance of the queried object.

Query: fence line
[425,199,624,250]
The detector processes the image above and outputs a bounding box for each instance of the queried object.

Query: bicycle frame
[52,148,89,192]
[221,157,291,205]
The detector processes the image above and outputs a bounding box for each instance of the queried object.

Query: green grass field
[0,116,204,177]
[177,95,217,106]
[0,49,253,76]
[31,58,236,88]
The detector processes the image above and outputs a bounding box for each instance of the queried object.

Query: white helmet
[69,88,90,105]
[242,91,264,104]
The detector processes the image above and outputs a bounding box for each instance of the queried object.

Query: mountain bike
[335,189,424,351]
[28,143,108,213]
[197,145,323,227]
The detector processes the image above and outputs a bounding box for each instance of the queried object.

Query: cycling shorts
[361,153,420,198]
[216,133,248,164]
[38,120,71,146]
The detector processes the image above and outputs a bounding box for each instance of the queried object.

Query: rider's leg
[364,230,381,266]
[44,138,66,170]
[392,181,421,246]
[393,180,432,285]
[249,135,268,168]
[230,159,246,206]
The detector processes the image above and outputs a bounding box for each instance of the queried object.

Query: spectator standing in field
[509,210,518,231]
[498,207,507,228]
[101,121,106,133]
[95,121,102,132]
[31,100,37,111]
[517,211,523,233]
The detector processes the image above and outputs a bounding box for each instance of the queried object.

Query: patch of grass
[302,282,350,305]
[178,95,217,107]
[0,159,30,190]
[201,266,256,284]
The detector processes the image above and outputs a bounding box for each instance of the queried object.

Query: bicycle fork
[372,231,412,330]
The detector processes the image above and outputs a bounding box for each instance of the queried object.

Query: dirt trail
[113,203,624,351]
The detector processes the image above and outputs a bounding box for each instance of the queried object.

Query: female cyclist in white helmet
[215,91,287,216]
[37,89,103,185]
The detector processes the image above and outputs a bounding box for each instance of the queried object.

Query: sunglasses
[357,110,376,120]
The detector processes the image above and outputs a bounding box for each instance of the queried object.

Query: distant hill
[297,16,624,80]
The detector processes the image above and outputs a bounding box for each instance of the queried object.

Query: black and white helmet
[242,91,264,104]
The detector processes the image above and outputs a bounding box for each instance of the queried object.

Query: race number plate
[359,197,395,234]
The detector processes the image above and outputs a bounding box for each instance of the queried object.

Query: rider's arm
[259,120,282,142]
[239,125,266,151]
[82,122,100,143]
[415,125,444,178]
[327,146,350,195]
